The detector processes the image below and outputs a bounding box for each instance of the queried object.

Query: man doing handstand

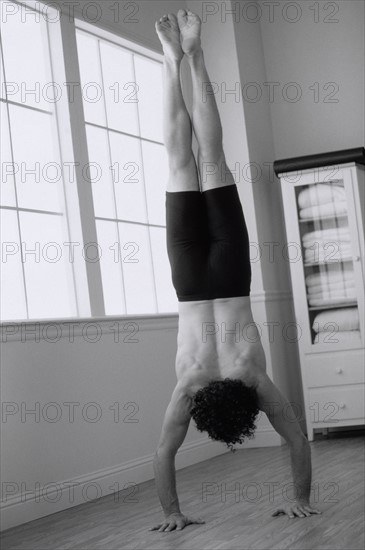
[151,9,321,533]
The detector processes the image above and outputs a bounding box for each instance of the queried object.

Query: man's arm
[153,382,191,516]
[151,382,205,532]
[256,372,321,518]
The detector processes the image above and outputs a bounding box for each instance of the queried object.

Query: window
[0,1,178,321]
[0,0,82,321]
[75,25,176,315]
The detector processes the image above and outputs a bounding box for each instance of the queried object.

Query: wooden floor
[1,433,364,550]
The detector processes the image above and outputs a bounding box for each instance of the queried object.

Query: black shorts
[166,184,251,301]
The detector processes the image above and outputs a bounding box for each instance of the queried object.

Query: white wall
[46,0,187,52]
[1,313,279,530]
[259,0,365,158]
[229,0,364,413]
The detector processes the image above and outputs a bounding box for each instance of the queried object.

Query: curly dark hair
[190,378,260,452]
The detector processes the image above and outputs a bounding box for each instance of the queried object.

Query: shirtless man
[151,9,321,533]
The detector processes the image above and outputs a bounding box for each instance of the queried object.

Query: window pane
[0,102,16,207]
[119,223,156,314]
[0,209,27,320]
[134,56,163,143]
[142,141,168,226]
[1,5,52,110]
[295,181,361,346]
[76,28,169,317]
[9,104,65,212]
[150,227,177,312]
[76,31,106,126]
[86,125,116,219]
[96,220,126,315]
[0,40,5,99]
[109,132,147,223]
[19,212,77,319]
[99,42,139,136]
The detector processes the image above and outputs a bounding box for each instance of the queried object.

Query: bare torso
[175,296,266,396]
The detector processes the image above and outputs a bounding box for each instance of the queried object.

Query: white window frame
[74,19,168,316]
[1,0,95,320]
[1,0,177,324]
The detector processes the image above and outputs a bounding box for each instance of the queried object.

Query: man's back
[176,296,264,390]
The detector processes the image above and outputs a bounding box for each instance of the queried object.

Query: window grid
[0,38,29,319]
[0,2,176,321]
[130,51,159,313]
[45,8,80,318]
[0,98,52,116]
[85,120,165,148]
[94,216,165,229]
[76,26,170,315]
[0,2,79,321]
[96,36,127,312]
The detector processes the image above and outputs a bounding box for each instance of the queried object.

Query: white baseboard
[0,427,280,532]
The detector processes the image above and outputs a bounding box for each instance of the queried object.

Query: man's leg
[155,14,199,192]
[177,9,235,192]
[176,10,251,300]
[156,14,209,301]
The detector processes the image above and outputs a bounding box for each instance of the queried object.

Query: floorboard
[1,433,364,550]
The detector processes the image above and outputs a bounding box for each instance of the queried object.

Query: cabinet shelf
[299,213,348,223]
[303,256,353,267]
[307,301,358,311]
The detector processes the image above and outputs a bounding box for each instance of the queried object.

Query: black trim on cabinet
[274,147,365,176]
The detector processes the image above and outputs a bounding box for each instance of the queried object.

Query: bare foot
[155,14,183,62]
[177,9,202,57]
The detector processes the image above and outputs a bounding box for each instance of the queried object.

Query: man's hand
[272,500,321,519]
[149,512,205,532]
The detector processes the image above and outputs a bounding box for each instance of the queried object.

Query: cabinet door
[281,166,364,351]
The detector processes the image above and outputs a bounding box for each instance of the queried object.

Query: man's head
[190,378,260,452]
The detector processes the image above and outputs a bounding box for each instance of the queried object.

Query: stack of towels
[298,183,348,219]
[302,226,352,264]
[305,265,357,306]
[312,307,361,345]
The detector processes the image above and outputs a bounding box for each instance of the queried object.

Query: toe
[168,13,178,24]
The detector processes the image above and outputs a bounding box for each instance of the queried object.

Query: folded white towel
[310,285,356,297]
[313,329,361,345]
[312,307,360,332]
[304,257,352,266]
[304,253,352,264]
[308,287,356,301]
[308,290,357,306]
[302,226,350,244]
[299,201,348,219]
[298,184,346,208]
[304,256,352,266]
[304,245,352,263]
[303,238,351,250]
[308,279,355,295]
[305,241,352,250]
[305,266,354,286]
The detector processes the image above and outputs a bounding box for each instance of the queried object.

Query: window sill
[0,313,179,342]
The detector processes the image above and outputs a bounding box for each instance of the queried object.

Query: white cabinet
[274,149,365,440]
